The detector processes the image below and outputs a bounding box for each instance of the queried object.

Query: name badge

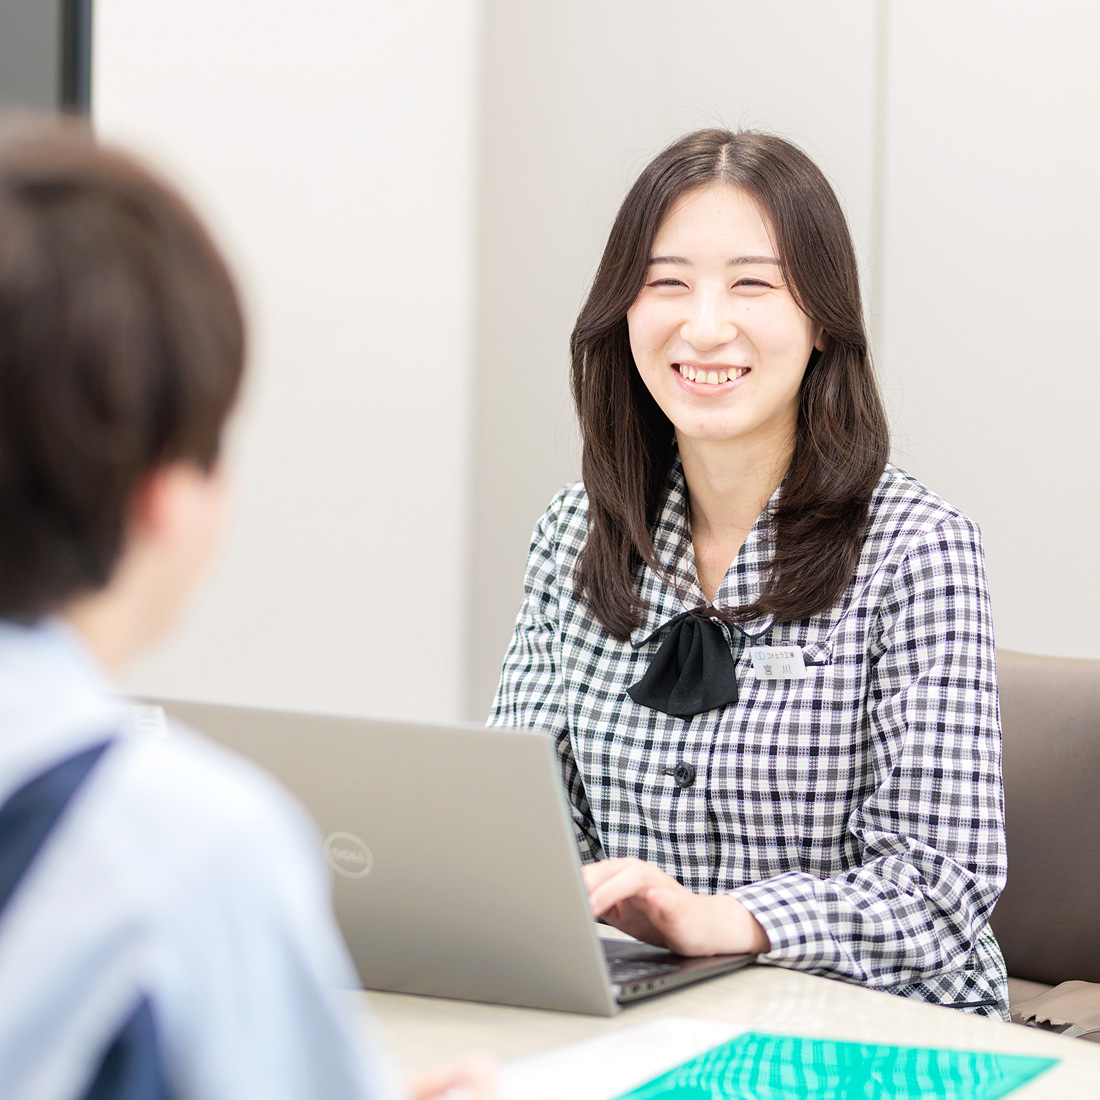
[750,646,807,680]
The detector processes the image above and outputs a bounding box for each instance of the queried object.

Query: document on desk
[499,1017,745,1100]
[500,1018,1057,1100]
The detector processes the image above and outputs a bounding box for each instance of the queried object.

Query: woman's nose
[680,289,736,350]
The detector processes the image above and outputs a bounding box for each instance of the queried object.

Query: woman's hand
[582,857,771,957]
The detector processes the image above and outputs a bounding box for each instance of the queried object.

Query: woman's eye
[647,277,686,288]
[733,278,772,289]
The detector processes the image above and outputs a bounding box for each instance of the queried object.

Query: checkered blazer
[490,459,1010,1017]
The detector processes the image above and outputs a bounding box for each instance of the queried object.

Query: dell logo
[324,831,374,878]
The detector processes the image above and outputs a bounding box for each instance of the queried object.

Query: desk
[353,963,1100,1097]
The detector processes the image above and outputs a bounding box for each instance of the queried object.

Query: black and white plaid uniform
[490,458,1010,1018]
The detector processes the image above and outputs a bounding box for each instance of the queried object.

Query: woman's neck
[677,433,792,604]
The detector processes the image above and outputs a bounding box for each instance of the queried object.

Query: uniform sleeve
[730,514,1006,991]
[489,495,606,863]
[155,764,403,1100]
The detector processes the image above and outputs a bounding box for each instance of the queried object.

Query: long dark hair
[571,129,889,639]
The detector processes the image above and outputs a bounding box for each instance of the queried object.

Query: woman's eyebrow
[647,254,780,266]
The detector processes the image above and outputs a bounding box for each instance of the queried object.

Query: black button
[670,761,696,788]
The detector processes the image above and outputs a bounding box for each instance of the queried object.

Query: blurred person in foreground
[0,121,491,1100]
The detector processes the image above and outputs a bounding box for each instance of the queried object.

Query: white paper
[499,1015,745,1100]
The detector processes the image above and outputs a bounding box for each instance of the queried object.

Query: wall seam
[869,0,890,358]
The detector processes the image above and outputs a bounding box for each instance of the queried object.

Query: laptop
[150,700,755,1016]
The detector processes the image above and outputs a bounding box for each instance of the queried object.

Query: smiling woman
[490,129,1010,1020]
[570,131,888,637]
[626,183,826,605]
[628,185,822,449]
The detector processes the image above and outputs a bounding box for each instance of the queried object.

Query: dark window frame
[60,0,93,112]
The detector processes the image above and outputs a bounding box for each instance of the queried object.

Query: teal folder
[614,1031,1057,1100]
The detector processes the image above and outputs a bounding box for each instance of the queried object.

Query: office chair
[990,649,1100,1026]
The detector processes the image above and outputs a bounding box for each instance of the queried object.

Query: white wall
[94,0,481,719]
[879,1,1100,660]
[92,1,1100,722]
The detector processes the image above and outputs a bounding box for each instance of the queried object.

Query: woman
[490,129,1009,1018]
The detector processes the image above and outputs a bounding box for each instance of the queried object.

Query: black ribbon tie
[627,609,740,719]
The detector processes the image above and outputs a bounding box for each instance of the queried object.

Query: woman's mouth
[675,363,749,385]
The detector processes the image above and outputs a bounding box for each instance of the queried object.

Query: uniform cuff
[729,875,835,967]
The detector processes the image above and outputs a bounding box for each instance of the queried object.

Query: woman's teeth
[677,364,747,385]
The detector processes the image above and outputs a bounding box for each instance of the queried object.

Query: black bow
[627,609,739,719]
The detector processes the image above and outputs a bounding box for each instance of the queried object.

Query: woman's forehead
[654,182,777,257]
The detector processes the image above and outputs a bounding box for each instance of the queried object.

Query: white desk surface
[353,962,1100,1097]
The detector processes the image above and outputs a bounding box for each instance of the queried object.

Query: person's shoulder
[96,724,323,902]
[530,480,589,552]
[542,480,588,523]
[85,728,387,1098]
[867,463,980,542]
[120,723,306,826]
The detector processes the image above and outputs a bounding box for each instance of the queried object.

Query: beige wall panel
[96,0,481,719]
[879,2,1100,658]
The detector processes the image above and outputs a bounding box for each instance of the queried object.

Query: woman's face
[627,182,823,460]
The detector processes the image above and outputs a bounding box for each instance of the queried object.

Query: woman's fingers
[580,855,649,890]
[582,858,676,918]
[581,859,771,957]
[582,859,702,951]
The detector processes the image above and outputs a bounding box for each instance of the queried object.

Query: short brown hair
[0,121,245,620]
[571,129,889,638]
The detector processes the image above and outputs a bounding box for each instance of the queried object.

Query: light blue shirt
[0,619,399,1100]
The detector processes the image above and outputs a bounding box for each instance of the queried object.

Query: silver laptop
[152,700,754,1016]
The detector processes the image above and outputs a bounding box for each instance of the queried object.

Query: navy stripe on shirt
[0,739,112,918]
[0,739,175,1097]
[83,997,173,1100]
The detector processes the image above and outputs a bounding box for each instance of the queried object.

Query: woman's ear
[814,328,827,353]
